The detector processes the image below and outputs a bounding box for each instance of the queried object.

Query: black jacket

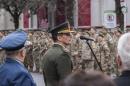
[114,70,130,86]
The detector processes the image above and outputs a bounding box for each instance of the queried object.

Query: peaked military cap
[0,30,27,51]
[49,21,75,35]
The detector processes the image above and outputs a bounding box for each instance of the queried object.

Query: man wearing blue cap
[42,22,74,86]
[0,30,36,86]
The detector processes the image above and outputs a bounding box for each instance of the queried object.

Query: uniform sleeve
[56,53,72,80]
[103,42,110,57]
[12,72,36,86]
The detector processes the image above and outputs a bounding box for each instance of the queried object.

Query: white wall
[0,9,6,30]
[91,0,115,27]
[91,0,102,26]
[5,11,15,30]
[126,0,130,26]
[103,0,115,11]
[19,13,24,29]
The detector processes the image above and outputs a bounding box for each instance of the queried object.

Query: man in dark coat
[0,30,36,86]
[42,22,74,86]
[114,33,130,86]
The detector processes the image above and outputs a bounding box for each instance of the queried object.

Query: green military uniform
[42,44,72,86]
[42,22,74,86]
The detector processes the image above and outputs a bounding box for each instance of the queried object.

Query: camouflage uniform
[70,32,82,71]
[105,33,116,74]
[31,31,53,73]
[95,34,112,75]
[39,32,53,72]
[32,32,41,72]
[111,32,122,76]
[103,32,118,76]
[24,45,34,71]
[80,40,94,72]
[0,49,5,64]
[23,32,34,71]
[78,32,95,72]
[0,32,5,64]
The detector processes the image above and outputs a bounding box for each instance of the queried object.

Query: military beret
[0,30,27,51]
[49,21,75,35]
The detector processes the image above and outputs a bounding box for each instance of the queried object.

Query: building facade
[0,0,130,30]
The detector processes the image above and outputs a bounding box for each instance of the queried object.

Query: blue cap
[0,31,27,51]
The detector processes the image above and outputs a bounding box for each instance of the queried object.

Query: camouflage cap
[98,32,104,37]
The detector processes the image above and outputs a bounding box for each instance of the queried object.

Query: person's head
[90,28,96,35]
[114,30,122,37]
[0,30,28,62]
[96,33,104,42]
[100,27,108,36]
[59,71,115,86]
[50,22,74,45]
[117,32,130,71]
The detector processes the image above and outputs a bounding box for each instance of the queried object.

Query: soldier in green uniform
[42,22,74,86]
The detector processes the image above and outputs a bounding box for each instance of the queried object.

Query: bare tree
[0,0,46,30]
[115,0,124,31]
[65,0,74,25]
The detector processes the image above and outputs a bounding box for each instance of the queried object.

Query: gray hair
[117,32,130,69]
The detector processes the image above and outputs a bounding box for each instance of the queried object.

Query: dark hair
[51,33,69,42]
[59,71,116,86]
[51,33,58,42]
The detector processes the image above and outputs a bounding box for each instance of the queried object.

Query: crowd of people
[71,28,122,76]
[0,27,122,75]
[0,21,130,86]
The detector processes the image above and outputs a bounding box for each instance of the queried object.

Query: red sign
[37,5,47,28]
[78,0,91,26]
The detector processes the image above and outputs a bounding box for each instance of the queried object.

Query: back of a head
[117,32,130,69]
[59,71,115,86]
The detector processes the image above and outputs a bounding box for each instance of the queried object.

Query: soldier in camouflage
[70,31,82,71]
[32,31,41,72]
[79,30,95,72]
[24,40,34,72]
[94,32,112,75]
[0,32,5,64]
